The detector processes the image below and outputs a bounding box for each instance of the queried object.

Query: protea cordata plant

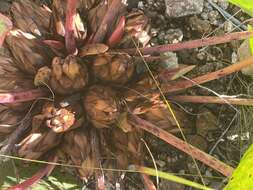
[0,0,152,187]
[0,0,242,188]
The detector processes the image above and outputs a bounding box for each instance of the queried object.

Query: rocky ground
[127,0,253,189]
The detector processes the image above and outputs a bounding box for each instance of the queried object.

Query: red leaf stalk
[92,0,124,43]
[131,114,234,177]
[0,89,47,104]
[43,40,65,50]
[162,56,253,93]
[8,156,58,190]
[168,95,253,106]
[65,0,77,54]
[107,16,125,47]
[120,31,253,55]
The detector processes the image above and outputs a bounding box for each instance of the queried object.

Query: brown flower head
[32,102,83,133]
[83,85,120,128]
[34,55,89,94]
[93,53,134,84]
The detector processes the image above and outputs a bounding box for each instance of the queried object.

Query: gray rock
[165,0,204,17]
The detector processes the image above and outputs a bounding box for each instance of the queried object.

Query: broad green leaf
[0,13,12,47]
[248,25,253,55]
[228,0,253,17]
[228,1,253,55]
[224,144,253,190]
[0,161,80,190]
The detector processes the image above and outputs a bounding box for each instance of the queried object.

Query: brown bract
[79,43,109,57]
[119,10,150,48]
[140,101,190,133]
[93,53,134,84]
[17,128,61,160]
[62,129,94,180]
[6,30,54,74]
[11,0,51,37]
[83,85,119,128]
[0,105,24,136]
[101,127,142,182]
[0,52,34,91]
[78,0,100,11]
[50,0,87,42]
[0,51,35,110]
[123,75,159,103]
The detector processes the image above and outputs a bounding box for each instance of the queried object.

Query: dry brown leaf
[0,52,34,91]
[62,129,94,180]
[159,64,196,81]
[119,10,150,48]
[0,105,24,135]
[6,30,55,74]
[18,128,61,160]
[50,0,87,42]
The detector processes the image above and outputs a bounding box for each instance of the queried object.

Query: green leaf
[248,25,253,55]
[0,13,12,47]
[224,144,253,190]
[0,161,80,190]
[228,0,253,17]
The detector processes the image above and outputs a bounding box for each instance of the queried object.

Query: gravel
[165,0,204,17]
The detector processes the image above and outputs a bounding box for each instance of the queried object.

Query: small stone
[137,1,144,9]
[231,51,238,64]
[186,135,208,151]
[196,51,207,61]
[150,28,159,37]
[156,160,166,168]
[204,2,214,11]
[189,16,212,34]
[201,12,209,20]
[208,10,220,26]
[238,40,253,76]
[160,52,178,69]
[196,108,218,137]
[223,21,233,32]
[164,28,183,43]
[217,0,229,10]
[165,0,204,18]
[158,31,166,40]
